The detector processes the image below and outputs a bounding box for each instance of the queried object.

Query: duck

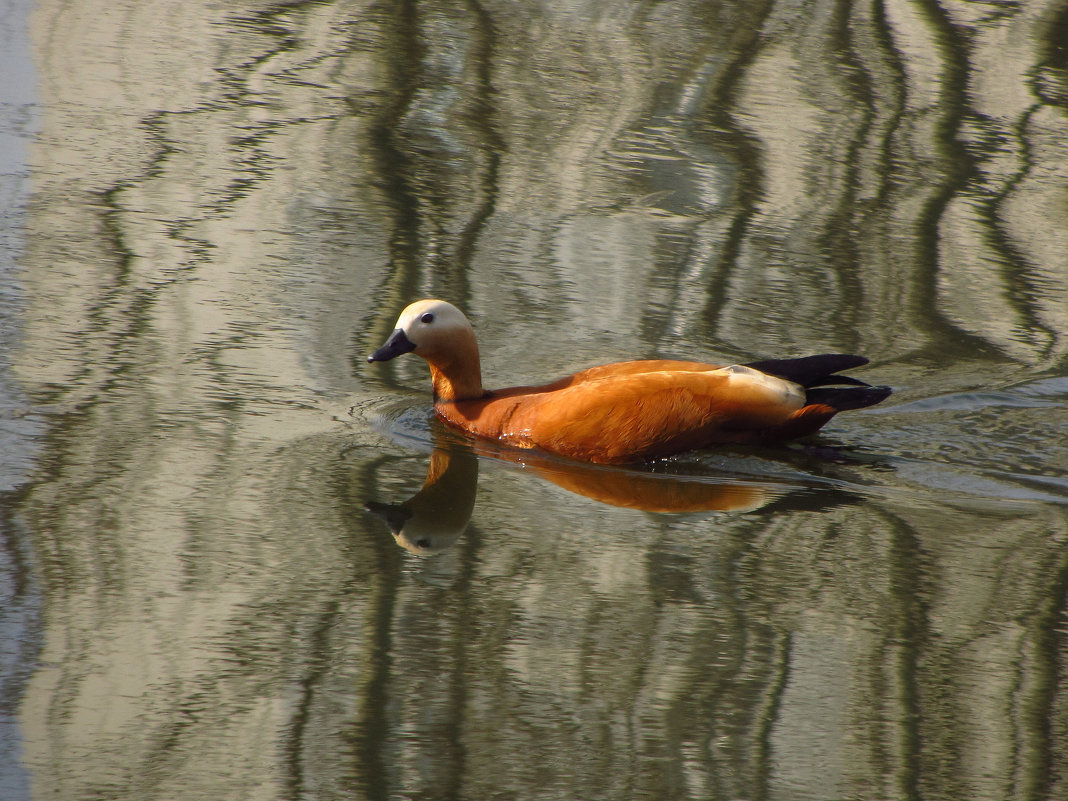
[367,299,891,465]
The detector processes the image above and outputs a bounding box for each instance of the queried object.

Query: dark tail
[743,354,892,412]
[806,385,892,411]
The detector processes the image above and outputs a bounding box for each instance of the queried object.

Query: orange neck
[422,328,485,402]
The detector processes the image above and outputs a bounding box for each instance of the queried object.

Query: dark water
[2,0,1068,799]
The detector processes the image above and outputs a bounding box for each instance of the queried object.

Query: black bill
[367,328,416,362]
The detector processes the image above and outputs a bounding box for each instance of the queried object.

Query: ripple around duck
[847,374,1068,507]
[869,374,1068,414]
[356,395,920,518]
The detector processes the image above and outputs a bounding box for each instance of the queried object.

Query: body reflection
[365,425,808,554]
[477,441,790,514]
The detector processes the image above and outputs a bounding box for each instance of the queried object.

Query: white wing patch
[715,364,806,409]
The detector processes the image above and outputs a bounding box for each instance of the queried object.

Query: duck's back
[438,361,811,463]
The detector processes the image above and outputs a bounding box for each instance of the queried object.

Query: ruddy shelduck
[368,299,891,464]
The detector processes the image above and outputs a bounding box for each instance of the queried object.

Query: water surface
[2,1,1068,800]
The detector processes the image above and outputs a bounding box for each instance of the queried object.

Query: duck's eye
[420,313,435,324]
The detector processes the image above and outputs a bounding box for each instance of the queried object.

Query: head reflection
[366,447,479,556]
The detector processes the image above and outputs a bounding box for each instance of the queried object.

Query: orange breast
[435,360,820,464]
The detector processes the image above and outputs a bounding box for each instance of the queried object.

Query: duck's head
[367,299,474,363]
[367,299,483,401]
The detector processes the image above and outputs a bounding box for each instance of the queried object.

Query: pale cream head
[393,299,475,352]
[368,299,485,401]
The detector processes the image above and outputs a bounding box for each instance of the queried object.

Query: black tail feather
[807,374,871,388]
[806,385,892,411]
[743,354,869,388]
[743,354,891,412]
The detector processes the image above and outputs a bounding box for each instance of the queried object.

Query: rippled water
[2,0,1067,799]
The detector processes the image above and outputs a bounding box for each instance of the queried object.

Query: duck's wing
[536,359,723,391]
[508,366,809,463]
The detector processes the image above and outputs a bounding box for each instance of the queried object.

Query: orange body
[435,359,836,464]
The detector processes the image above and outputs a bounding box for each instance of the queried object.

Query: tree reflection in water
[5,0,1067,799]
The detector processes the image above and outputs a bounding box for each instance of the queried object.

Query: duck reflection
[366,431,797,555]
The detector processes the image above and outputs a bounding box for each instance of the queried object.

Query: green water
[1,1,1067,799]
